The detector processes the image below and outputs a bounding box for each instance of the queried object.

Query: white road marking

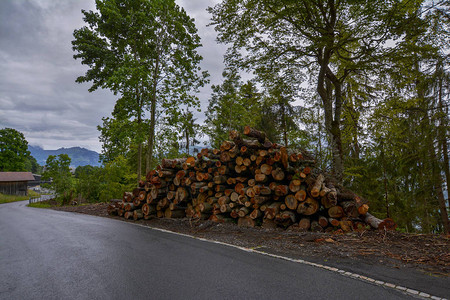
[128,222,446,300]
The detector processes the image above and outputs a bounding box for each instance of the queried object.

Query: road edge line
[130,222,445,300]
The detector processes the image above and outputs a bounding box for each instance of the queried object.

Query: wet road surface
[0,201,413,299]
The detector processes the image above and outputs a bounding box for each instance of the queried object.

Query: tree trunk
[271,167,285,181]
[316,10,344,184]
[310,174,325,198]
[146,48,160,173]
[165,208,185,219]
[243,126,272,147]
[134,62,144,184]
[429,141,450,234]
[380,141,390,218]
[437,68,450,209]
[107,204,118,216]
[424,77,450,234]
[364,213,396,230]
[185,127,189,155]
[133,209,143,220]
[238,216,255,227]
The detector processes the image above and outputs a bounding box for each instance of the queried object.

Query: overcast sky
[0,0,226,153]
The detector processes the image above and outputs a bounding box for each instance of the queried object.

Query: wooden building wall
[0,181,28,196]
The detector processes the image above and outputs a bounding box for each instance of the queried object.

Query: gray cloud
[0,0,227,153]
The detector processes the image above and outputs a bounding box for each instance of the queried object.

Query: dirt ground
[52,202,449,277]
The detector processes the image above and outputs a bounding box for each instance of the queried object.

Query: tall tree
[176,109,201,155]
[205,69,242,147]
[350,1,450,233]
[378,2,449,233]
[209,0,424,183]
[0,128,30,172]
[72,0,208,180]
[204,70,261,147]
[98,155,136,202]
[24,156,42,174]
[42,154,73,197]
[97,117,133,165]
[262,81,300,147]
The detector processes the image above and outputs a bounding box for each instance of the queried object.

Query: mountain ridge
[29,145,101,167]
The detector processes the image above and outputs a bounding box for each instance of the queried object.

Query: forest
[67,0,449,233]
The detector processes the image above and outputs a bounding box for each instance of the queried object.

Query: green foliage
[73,0,209,175]
[207,0,449,233]
[24,155,43,174]
[172,109,201,156]
[209,0,429,182]
[295,92,332,171]
[259,82,300,147]
[27,202,53,208]
[204,70,262,147]
[204,69,305,151]
[98,116,132,164]
[74,165,102,202]
[42,154,73,198]
[98,155,135,202]
[0,128,30,172]
[153,125,182,159]
[74,165,97,178]
[0,190,40,204]
[71,157,136,203]
[344,27,450,233]
[0,127,43,174]
[0,193,29,204]
[28,145,99,168]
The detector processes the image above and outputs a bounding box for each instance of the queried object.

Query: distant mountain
[29,146,101,167]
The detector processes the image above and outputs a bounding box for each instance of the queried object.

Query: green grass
[28,190,40,197]
[0,190,42,204]
[27,202,53,208]
[0,193,29,204]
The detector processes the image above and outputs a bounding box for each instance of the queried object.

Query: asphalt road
[0,201,414,299]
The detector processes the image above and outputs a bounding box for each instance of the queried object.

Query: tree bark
[364,213,396,230]
[238,216,255,227]
[243,126,272,147]
[429,143,450,234]
[146,44,160,173]
[315,3,344,184]
[310,174,325,198]
[437,67,450,209]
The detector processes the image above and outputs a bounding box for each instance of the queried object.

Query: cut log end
[113,126,396,233]
[378,218,397,230]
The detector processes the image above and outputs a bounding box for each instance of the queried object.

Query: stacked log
[108,126,395,232]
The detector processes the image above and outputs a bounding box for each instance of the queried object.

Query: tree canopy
[67,0,448,233]
[73,0,208,181]
[208,0,430,183]
[207,0,449,233]
[0,128,31,172]
[42,154,73,196]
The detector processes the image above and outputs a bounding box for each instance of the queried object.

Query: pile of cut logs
[108,126,395,232]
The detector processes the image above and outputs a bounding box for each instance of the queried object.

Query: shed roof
[0,172,36,182]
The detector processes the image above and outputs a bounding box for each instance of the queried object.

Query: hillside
[29,146,101,167]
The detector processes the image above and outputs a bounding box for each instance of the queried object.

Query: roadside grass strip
[131,223,447,300]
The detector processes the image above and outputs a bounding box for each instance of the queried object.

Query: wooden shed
[0,172,36,196]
